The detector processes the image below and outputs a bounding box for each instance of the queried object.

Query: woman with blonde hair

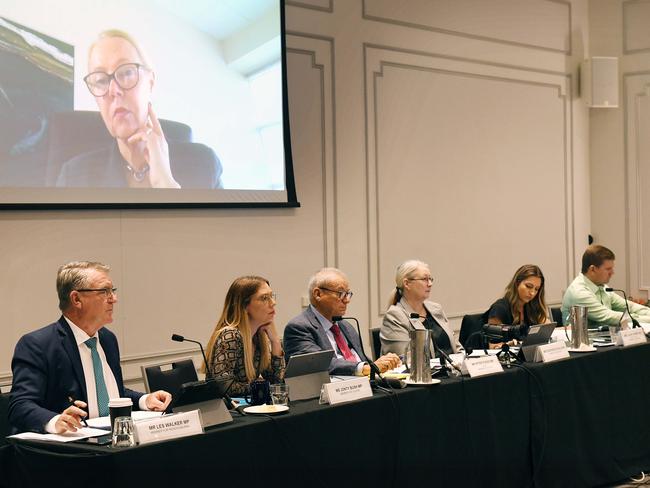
[205,276,285,396]
[380,260,462,357]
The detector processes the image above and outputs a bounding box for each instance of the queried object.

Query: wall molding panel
[362,0,572,54]
[364,44,574,323]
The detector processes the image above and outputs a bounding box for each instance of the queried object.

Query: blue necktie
[85,337,110,417]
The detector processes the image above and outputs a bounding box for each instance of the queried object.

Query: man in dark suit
[283,267,400,376]
[8,261,171,434]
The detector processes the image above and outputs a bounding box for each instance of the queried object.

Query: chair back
[550,307,563,326]
[459,313,485,349]
[370,328,381,360]
[0,392,10,447]
[141,358,198,406]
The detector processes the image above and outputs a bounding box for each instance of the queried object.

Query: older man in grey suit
[283,268,400,376]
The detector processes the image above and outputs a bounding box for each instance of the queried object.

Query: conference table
[2,342,649,488]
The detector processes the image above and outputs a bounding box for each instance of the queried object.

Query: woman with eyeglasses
[204,276,285,396]
[56,29,221,189]
[481,264,551,348]
[380,260,462,357]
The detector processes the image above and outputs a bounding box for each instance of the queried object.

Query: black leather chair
[45,110,193,185]
[370,328,382,359]
[141,358,198,407]
[551,306,563,326]
[0,392,10,447]
[459,313,486,350]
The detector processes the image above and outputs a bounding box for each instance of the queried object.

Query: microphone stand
[171,334,236,409]
[605,287,641,329]
[331,316,392,393]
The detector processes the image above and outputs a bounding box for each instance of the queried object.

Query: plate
[568,345,597,353]
[593,342,616,347]
[243,404,289,415]
[404,378,441,386]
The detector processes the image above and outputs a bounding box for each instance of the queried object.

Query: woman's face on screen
[87,37,154,140]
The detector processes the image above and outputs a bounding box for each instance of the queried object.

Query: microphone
[172,334,212,380]
[481,323,527,341]
[171,333,235,409]
[331,316,385,386]
[604,288,641,328]
[410,313,462,375]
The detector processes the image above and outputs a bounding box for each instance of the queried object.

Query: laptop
[519,323,557,362]
[285,350,334,400]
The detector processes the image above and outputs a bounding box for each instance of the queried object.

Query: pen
[68,395,89,427]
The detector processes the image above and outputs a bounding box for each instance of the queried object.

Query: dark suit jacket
[55,142,223,189]
[283,307,368,376]
[8,316,143,433]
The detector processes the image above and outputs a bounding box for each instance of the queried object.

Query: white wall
[0,0,592,391]
[589,0,650,299]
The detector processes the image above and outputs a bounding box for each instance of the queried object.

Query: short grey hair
[308,267,348,303]
[57,261,110,311]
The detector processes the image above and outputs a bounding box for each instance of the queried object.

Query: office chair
[141,358,198,407]
[459,313,486,350]
[370,327,382,359]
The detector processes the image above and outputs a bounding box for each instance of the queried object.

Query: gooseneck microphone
[604,288,641,328]
[171,333,236,410]
[410,313,462,375]
[171,334,211,369]
[331,316,385,386]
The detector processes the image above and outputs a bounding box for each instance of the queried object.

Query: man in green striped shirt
[561,245,650,328]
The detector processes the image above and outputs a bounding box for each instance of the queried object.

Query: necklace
[125,163,150,182]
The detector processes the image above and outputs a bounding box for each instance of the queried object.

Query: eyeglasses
[76,287,117,298]
[409,277,434,284]
[83,63,148,97]
[256,292,277,304]
[319,287,354,300]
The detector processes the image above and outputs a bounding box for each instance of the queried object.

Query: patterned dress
[208,326,285,396]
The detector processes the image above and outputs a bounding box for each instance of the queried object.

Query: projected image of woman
[56,30,222,188]
[204,276,285,396]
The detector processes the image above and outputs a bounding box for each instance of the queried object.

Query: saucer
[243,404,289,415]
[404,378,441,386]
[568,345,597,353]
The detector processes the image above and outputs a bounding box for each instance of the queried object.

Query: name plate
[135,410,204,445]
[465,356,504,378]
[619,328,647,346]
[535,342,570,363]
[321,377,372,405]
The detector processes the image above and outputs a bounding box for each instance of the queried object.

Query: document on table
[86,410,163,429]
[9,426,109,443]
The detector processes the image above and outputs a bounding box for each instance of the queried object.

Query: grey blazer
[283,306,367,376]
[380,298,462,356]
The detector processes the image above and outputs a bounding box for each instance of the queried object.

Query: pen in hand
[67,395,89,427]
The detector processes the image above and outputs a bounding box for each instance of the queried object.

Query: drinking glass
[112,416,135,448]
[270,383,289,406]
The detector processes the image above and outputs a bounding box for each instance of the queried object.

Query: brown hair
[503,264,547,325]
[581,245,615,274]
[204,276,271,381]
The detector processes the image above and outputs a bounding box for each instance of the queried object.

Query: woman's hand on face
[258,323,283,356]
[127,103,180,188]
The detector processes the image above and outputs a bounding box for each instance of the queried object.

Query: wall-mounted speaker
[581,57,619,108]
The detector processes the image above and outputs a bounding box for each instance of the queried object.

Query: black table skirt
[3,343,650,488]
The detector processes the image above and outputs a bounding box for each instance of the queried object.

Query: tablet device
[285,350,334,378]
[520,323,557,361]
